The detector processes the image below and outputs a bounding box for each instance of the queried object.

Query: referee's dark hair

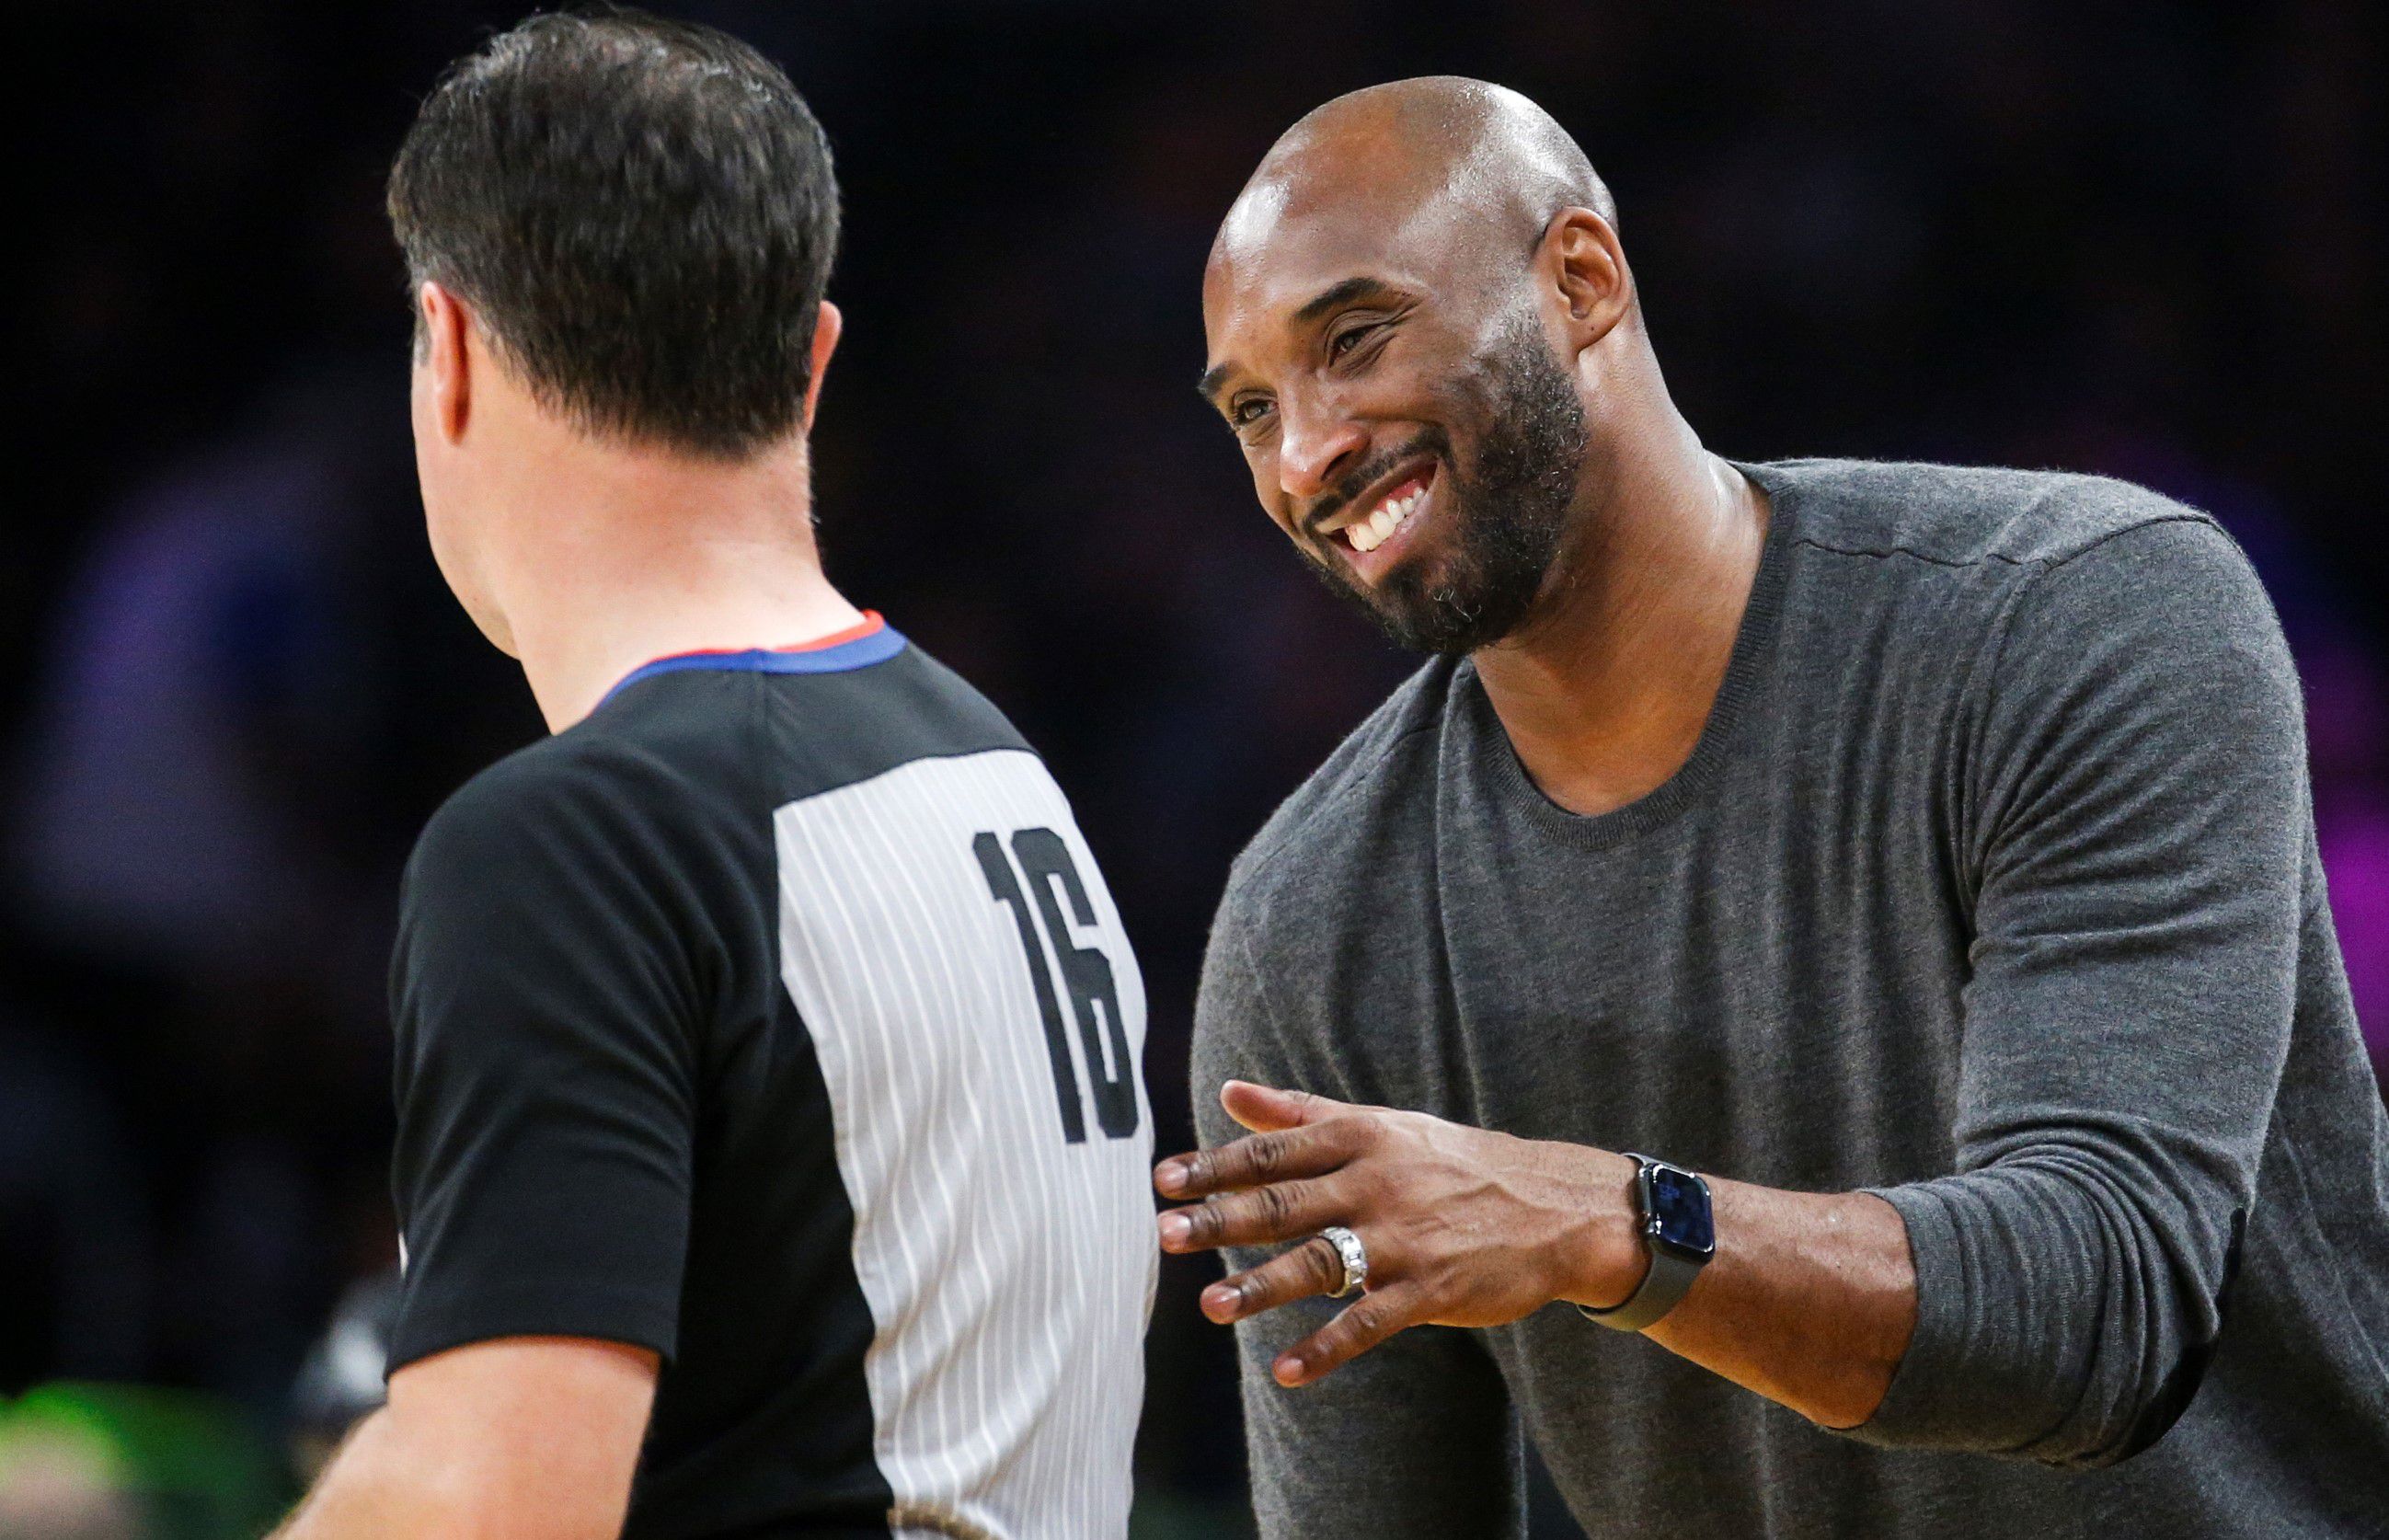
[387,7,840,460]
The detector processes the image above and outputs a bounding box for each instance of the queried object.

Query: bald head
[1213,77,1614,280]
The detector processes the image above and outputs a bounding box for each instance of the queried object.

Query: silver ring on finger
[1319,1224,1369,1298]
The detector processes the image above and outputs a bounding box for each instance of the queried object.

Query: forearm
[1609,1177,1916,1429]
[271,1339,654,1540]
[270,1410,455,1538]
[1481,1142,1917,1429]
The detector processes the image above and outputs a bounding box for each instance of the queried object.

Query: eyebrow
[1292,275,1396,325]
[1196,276,1401,408]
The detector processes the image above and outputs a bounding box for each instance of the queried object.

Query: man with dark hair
[276,13,1154,1538]
[1159,77,2389,1537]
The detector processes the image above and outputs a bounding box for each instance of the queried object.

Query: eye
[1327,322,1376,362]
[1230,396,1275,428]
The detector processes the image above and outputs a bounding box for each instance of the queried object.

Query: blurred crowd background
[4,1,2383,1535]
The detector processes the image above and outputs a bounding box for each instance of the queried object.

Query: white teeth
[1341,481,1427,555]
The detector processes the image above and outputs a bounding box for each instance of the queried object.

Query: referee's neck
[476,418,863,734]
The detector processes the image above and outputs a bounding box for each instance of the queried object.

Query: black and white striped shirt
[388,616,1154,1538]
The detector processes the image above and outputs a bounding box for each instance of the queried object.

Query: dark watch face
[1645,1163,1716,1258]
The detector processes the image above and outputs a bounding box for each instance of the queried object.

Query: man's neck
[485,430,867,733]
[1470,415,1769,818]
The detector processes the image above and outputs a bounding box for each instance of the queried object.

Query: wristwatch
[1579,1154,1715,1332]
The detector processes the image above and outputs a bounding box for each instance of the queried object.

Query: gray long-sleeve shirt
[1192,459,2389,1538]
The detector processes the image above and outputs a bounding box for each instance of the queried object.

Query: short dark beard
[1295,314,1589,655]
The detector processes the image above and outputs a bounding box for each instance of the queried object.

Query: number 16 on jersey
[973,829,1140,1144]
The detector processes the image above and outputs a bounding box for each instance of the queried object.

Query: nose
[1275,399,1367,508]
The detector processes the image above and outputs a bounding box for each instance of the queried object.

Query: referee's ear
[414,280,475,447]
[799,300,842,436]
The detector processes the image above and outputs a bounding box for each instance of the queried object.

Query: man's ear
[800,300,843,432]
[419,281,474,445]
[1545,208,1632,351]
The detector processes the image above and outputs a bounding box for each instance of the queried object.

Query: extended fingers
[1200,1235,1349,1322]
[1273,1283,1424,1386]
[1219,1079,1350,1133]
[1154,1120,1359,1200]
[1158,1177,1339,1253]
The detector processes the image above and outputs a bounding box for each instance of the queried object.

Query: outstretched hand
[1154,1080,1643,1386]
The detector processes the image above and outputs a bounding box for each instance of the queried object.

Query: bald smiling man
[1154,78,2389,1538]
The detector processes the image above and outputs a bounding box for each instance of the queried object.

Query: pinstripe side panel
[775,749,1154,1540]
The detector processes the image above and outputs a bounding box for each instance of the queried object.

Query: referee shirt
[385,615,1155,1539]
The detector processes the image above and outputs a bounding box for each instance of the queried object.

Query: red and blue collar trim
[601,612,904,707]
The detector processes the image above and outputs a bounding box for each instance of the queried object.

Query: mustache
[1298,428,1451,538]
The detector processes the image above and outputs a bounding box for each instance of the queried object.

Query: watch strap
[1578,1154,1711,1333]
[1577,1244,1702,1332]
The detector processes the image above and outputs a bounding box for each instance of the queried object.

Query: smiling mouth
[1325,464,1435,554]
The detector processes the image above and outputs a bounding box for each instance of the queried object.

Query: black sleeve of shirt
[385,740,712,1374]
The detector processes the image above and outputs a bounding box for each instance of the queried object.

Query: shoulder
[763,643,1032,796]
[1758,458,2282,682]
[854,644,1026,749]
[419,728,676,854]
[1757,456,2225,572]
[1216,658,1453,937]
[1986,503,2294,734]
[407,708,734,907]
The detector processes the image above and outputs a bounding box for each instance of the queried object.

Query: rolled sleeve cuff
[385,1275,681,1377]
[1842,1181,1989,1451]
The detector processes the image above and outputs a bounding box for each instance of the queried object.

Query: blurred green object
[0,1383,289,1540]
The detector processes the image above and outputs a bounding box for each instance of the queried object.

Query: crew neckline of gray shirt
[1462,458,1800,852]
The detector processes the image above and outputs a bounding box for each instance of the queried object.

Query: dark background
[3,2,2383,1534]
